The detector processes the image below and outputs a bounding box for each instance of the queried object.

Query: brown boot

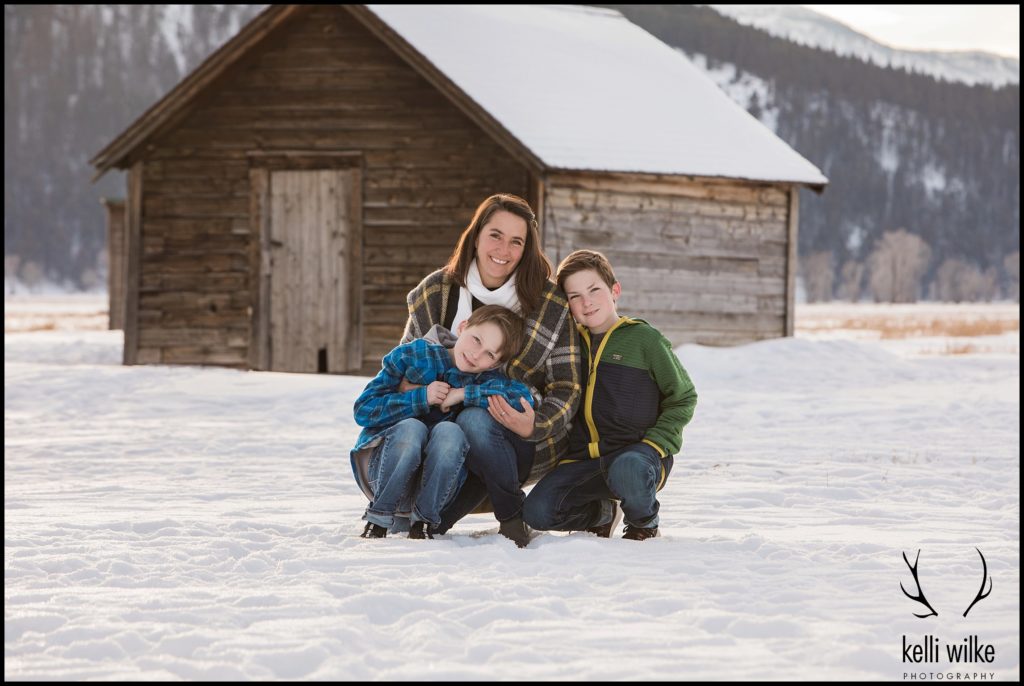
[622,524,660,541]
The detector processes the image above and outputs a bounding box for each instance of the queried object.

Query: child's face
[452,320,504,373]
[563,269,621,334]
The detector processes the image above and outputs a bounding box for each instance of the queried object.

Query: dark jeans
[522,443,673,531]
[435,407,535,532]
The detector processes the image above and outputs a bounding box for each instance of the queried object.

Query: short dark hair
[464,304,525,362]
[556,249,617,293]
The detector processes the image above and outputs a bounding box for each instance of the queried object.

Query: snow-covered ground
[5,296,1020,680]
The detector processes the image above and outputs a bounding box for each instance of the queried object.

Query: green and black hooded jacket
[565,316,697,462]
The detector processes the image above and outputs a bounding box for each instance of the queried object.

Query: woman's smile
[475,210,527,287]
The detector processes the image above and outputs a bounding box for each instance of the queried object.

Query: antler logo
[901,548,993,618]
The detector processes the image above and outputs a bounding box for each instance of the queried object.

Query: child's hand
[425,380,451,407]
[398,377,422,393]
[441,387,465,412]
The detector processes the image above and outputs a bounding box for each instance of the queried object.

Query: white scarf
[451,259,522,332]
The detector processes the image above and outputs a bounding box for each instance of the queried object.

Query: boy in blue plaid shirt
[351,305,534,539]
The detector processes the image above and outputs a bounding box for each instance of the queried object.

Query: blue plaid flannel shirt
[352,339,534,451]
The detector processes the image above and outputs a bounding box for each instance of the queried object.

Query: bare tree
[19,260,44,292]
[1005,251,1019,302]
[867,229,932,303]
[970,267,1000,301]
[933,259,1000,302]
[801,251,834,302]
[5,255,21,294]
[837,259,864,302]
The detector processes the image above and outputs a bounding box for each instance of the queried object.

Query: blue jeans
[434,407,535,531]
[523,443,673,531]
[364,418,468,529]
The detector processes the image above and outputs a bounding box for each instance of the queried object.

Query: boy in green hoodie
[522,250,697,540]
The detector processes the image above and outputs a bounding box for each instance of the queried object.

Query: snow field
[5,298,1020,679]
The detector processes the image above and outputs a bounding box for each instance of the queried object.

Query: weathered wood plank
[344,167,364,373]
[635,310,785,334]
[255,46,407,70]
[362,304,409,326]
[161,346,248,366]
[144,159,249,180]
[621,291,786,316]
[103,198,127,330]
[785,186,799,337]
[144,195,249,219]
[136,347,162,364]
[141,272,247,292]
[123,161,143,365]
[249,167,270,370]
[139,327,249,348]
[236,68,425,91]
[548,173,790,205]
[299,171,317,373]
[147,177,251,195]
[364,245,454,267]
[146,254,250,272]
[269,170,290,371]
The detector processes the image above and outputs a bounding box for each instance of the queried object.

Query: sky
[802,4,1020,58]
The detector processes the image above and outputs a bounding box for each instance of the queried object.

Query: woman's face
[474,210,528,288]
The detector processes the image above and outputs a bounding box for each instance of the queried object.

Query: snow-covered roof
[367,4,828,188]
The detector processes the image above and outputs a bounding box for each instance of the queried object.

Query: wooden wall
[543,172,795,346]
[102,198,126,330]
[134,5,528,370]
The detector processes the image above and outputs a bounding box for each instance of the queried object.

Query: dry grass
[797,305,1019,340]
[833,317,1020,339]
[4,312,107,333]
[795,304,1019,355]
[943,342,983,355]
[4,321,57,333]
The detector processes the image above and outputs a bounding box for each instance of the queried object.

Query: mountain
[602,4,1019,300]
[708,4,1019,88]
[4,5,265,292]
[3,5,1020,300]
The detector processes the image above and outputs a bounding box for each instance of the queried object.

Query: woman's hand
[398,377,422,394]
[487,395,535,439]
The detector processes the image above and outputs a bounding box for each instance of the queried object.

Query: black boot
[498,516,531,548]
[360,522,388,539]
[585,501,623,539]
[408,521,433,540]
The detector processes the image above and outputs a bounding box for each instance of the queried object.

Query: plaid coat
[402,269,581,484]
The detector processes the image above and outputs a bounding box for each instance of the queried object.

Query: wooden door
[268,169,357,373]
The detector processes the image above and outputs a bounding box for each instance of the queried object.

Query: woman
[401,193,581,547]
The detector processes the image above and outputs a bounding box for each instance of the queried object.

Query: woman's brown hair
[443,193,552,314]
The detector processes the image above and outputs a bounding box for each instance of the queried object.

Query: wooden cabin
[91,5,826,374]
